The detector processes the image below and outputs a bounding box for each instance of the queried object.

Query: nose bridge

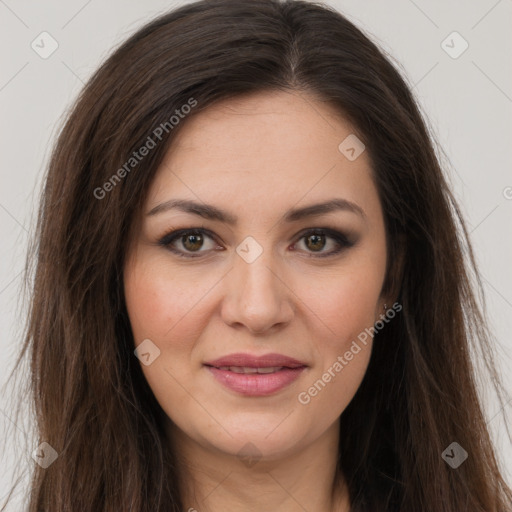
[221,238,293,333]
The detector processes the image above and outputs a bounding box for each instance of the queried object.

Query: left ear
[378,232,406,318]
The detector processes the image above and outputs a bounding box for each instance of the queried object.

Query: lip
[204,352,308,397]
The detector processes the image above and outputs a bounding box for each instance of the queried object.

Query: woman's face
[124,90,389,461]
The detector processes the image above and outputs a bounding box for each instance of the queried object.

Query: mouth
[204,353,308,396]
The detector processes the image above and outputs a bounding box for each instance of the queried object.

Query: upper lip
[204,353,307,369]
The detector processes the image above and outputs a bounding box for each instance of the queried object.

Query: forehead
[163,90,360,165]
[147,90,380,224]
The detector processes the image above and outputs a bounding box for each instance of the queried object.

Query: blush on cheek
[124,260,193,341]
[306,283,380,351]
[124,280,162,342]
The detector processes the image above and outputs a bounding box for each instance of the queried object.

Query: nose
[220,248,295,335]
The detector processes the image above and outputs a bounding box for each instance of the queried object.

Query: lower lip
[206,366,306,396]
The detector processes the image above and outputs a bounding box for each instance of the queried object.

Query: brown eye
[304,233,326,252]
[181,233,204,252]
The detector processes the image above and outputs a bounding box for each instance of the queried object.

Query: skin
[123,90,391,512]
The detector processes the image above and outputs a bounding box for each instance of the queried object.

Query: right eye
[158,228,222,258]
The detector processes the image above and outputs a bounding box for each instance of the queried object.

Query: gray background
[1,0,511,508]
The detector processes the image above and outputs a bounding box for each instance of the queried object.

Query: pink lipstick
[204,353,307,396]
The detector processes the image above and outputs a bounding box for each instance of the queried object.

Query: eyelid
[157,226,354,258]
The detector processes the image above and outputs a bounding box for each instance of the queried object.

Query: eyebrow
[146,198,366,224]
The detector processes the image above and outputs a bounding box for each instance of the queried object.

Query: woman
[4,0,511,510]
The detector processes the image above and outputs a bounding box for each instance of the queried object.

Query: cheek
[293,256,385,413]
[124,257,214,348]
[297,285,376,409]
[301,259,385,351]
[123,258,212,426]
[123,256,226,415]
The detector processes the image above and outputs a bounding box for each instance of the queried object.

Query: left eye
[158,227,352,258]
[294,229,350,256]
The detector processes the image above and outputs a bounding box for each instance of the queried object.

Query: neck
[167,419,351,512]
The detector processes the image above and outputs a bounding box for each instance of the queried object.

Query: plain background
[0,0,511,508]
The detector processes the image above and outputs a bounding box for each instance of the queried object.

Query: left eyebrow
[146,198,366,224]
[284,198,366,222]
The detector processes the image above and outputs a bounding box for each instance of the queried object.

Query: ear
[381,232,406,309]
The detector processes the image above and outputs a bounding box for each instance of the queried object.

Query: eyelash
[157,226,354,259]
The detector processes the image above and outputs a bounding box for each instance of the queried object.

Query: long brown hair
[2,0,511,510]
